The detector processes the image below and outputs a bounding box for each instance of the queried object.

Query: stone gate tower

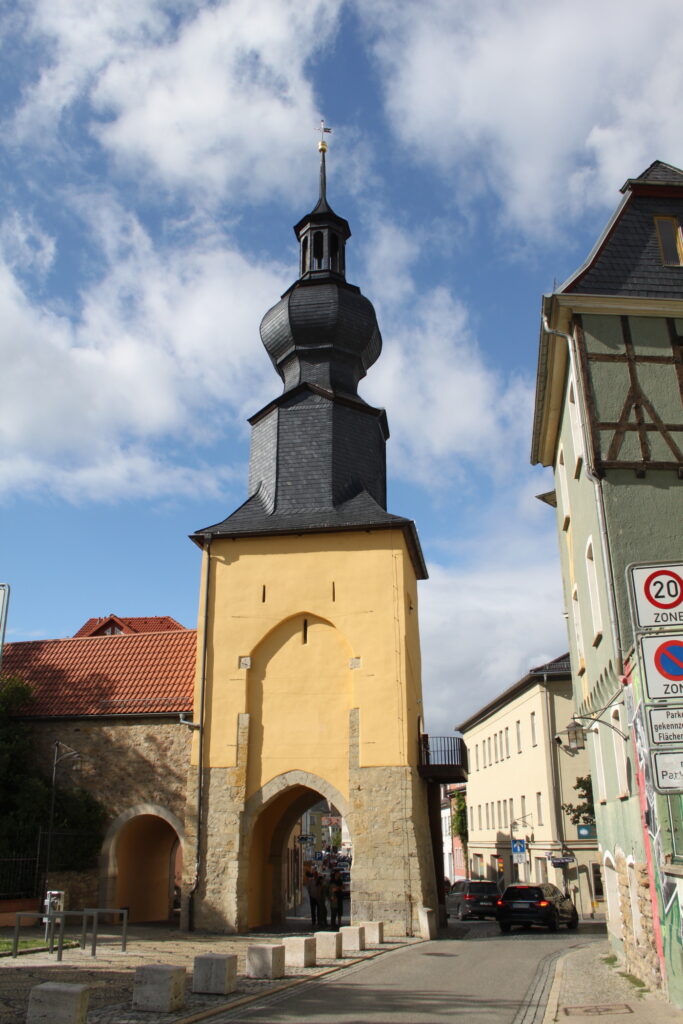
[185,144,438,936]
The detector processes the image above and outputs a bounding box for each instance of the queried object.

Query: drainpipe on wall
[187,535,212,931]
[542,315,623,679]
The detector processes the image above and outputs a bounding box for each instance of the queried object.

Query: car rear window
[502,886,543,900]
[469,882,498,893]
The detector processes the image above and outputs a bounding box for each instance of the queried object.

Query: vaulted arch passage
[113,814,181,923]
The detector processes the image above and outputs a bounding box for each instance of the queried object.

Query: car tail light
[496,899,503,906]
[464,894,476,900]
[537,900,549,907]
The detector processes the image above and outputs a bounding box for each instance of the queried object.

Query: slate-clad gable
[564,160,683,299]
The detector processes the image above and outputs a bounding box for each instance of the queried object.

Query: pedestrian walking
[330,871,344,929]
[305,869,319,928]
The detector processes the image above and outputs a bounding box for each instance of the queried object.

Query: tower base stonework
[185,708,437,936]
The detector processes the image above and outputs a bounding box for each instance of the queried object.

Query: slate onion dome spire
[259,132,382,397]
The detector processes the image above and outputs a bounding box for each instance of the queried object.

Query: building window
[496,801,501,828]
[502,800,508,828]
[478,805,482,830]
[516,720,522,753]
[568,378,584,475]
[530,712,537,747]
[509,797,514,823]
[313,230,324,268]
[494,734,499,762]
[557,446,570,530]
[485,804,490,829]
[505,727,510,757]
[655,216,683,266]
[475,744,479,771]
[535,857,548,883]
[612,707,629,798]
[572,585,586,674]
[536,792,544,826]
[488,737,492,764]
[521,795,526,821]
[585,539,603,646]
[591,726,607,803]
[482,742,487,769]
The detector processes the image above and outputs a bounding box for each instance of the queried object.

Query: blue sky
[2,0,682,731]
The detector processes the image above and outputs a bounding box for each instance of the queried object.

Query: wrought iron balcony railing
[418,734,468,781]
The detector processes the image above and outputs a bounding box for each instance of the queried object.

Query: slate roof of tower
[1,629,196,717]
[560,160,683,298]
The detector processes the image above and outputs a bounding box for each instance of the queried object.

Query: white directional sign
[640,633,683,700]
[652,751,683,793]
[648,706,683,746]
[630,563,683,629]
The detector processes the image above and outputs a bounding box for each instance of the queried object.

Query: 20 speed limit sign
[629,563,683,629]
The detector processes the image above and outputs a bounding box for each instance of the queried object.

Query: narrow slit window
[262,585,266,603]
[557,446,570,530]
[655,216,683,266]
[332,581,336,602]
[301,236,309,274]
[585,539,603,645]
[302,618,308,644]
[313,231,324,269]
[330,233,339,271]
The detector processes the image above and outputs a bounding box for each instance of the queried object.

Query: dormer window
[655,216,683,266]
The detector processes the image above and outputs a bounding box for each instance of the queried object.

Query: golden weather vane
[317,118,332,152]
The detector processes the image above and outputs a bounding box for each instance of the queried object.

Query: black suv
[496,883,579,932]
[447,879,500,920]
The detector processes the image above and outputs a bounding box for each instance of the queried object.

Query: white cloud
[0,197,284,502]
[11,0,343,205]
[420,516,567,734]
[0,212,56,276]
[356,0,683,235]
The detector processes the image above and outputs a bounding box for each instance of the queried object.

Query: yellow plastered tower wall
[183,148,438,936]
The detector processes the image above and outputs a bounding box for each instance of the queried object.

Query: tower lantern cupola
[294,140,350,279]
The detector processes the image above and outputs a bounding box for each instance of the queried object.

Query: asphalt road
[212,920,605,1024]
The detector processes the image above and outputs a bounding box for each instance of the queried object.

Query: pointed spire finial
[316,119,332,203]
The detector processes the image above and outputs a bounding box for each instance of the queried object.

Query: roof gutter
[541,314,623,676]
[187,535,212,931]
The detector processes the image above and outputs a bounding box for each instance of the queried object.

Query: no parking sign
[640,634,683,700]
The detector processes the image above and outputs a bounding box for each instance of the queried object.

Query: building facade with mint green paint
[531,161,683,1004]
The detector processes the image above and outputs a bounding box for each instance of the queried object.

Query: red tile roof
[73,615,187,637]
[1,630,197,717]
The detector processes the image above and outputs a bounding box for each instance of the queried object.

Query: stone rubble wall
[616,850,662,990]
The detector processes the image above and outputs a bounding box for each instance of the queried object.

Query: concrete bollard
[418,906,437,940]
[192,953,238,995]
[360,921,384,944]
[132,965,186,1012]
[283,936,316,968]
[27,982,89,1024]
[246,943,285,979]
[314,930,342,959]
[339,925,366,954]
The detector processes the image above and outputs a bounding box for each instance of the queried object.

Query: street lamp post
[43,741,81,917]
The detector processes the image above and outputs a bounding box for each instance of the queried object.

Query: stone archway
[242,772,350,929]
[100,804,184,923]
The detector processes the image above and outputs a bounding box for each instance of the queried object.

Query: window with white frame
[505,727,510,757]
[478,805,482,829]
[591,725,607,803]
[475,743,479,770]
[585,539,603,646]
[557,446,571,530]
[568,378,584,475]
[530,711,537,746]
[572,584,586,673]
[536,791,544,826]
[494,734,499,762]
[516,720,522,753]
[612,707,629,798]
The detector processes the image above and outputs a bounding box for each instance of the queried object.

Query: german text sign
[640,634,683,700]
[648,706,683,746]
[630,563,683,629]
[652,751,683,794]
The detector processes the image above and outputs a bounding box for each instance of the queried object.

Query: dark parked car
[495,883,579,933]
[447,879,500,919]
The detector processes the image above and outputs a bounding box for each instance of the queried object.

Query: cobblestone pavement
[0,924,418,1024]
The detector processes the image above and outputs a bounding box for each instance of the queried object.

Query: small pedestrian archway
[102,805,184,923]
[243,771,350,929]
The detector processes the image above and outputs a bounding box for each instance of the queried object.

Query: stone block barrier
[283,935,316,968]
[314,930,342,958]
[132,965,186,1012]
[339,925,366,954]
[360,921,384,944]
[27,982,89,1024]
[246,943,285,979]
[418,906,436,940]
[192,953,238,995]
